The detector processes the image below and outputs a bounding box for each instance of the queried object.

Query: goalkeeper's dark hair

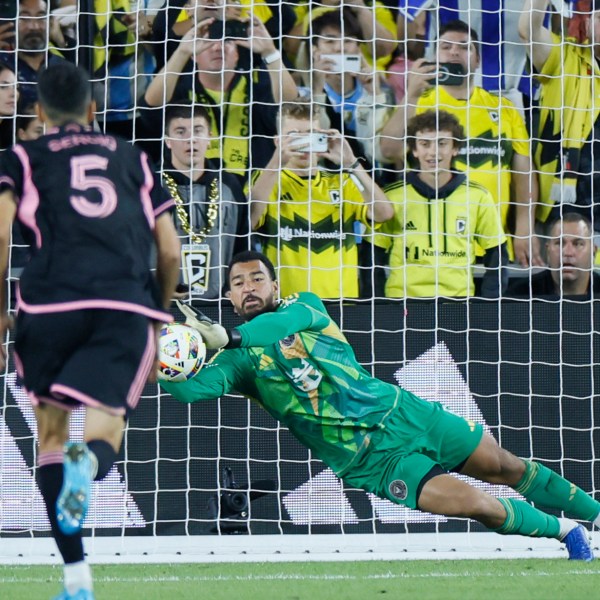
[227,251,277,283]
[37,62,92,125]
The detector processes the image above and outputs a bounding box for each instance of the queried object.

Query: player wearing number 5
[0,63,180,600]
[163,250,599,562]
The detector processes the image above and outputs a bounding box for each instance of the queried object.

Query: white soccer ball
[157,323,206,383]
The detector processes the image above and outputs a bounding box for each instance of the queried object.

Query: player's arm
[0,190,16,371]
[518,0,553,72]
[154,212,181,309]
[177,294,330,349]
[160,355,237,403]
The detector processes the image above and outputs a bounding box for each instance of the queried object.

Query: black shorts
[14,309,155,417]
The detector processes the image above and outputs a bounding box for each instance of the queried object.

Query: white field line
[1,570,600,584]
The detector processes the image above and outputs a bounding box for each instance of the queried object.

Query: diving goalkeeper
[161,250,598,560]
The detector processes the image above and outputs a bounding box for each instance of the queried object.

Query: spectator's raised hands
[0,21,15,51]
[406,58,436,102]
[178,17,216,58]
[320,129,357,169]
[236,16,276,59]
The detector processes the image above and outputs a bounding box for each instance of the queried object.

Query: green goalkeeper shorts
[342,389,484,510]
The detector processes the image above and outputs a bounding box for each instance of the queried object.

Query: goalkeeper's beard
[237,295,278,321]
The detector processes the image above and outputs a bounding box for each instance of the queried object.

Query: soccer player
[0,62,181,600]
[162,250,599,561]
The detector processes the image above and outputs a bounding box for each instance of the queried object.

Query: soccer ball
[157,323,206,383]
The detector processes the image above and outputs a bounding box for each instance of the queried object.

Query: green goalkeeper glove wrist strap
[224,328,242,349]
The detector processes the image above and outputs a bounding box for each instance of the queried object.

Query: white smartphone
[321,54,361,73]
[289,132,329,153]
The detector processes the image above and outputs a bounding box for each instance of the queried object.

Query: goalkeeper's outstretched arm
[177,294,330,350]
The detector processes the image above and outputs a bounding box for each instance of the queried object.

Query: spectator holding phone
[144,15,298,183]
[250,102,392,299]
[307,9,394,177]
[380,19,541,268]
[0,1,69,109]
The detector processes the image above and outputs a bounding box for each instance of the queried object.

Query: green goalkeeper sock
[515,461,600,522]
[493,498,561,539]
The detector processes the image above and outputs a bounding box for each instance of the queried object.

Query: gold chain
[163,173,219,244]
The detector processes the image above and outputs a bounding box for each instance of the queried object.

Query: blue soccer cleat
[52,588,95,600]
[564,524,594,561]
[56,442,92,535]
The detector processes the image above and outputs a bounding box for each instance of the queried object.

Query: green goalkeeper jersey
[160,292,403,476]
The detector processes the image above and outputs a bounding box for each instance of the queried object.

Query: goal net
[0,0,599,562]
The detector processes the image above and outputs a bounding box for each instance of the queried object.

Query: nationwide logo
[405,220,417,231]
[422,249,467,258]
[280,226,347,242]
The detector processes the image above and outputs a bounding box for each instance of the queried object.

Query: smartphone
[0,0,17,20]
[208,19,248,40]
[425,62,466,86]
[321,54,361,74]
[290,133,329,153]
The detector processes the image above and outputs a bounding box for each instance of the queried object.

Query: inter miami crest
[389,480,408,501]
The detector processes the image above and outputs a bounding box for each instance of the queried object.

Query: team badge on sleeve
[389,480,408,501]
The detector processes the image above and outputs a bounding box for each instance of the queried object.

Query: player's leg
[35,404,94,599]
[54,310,154,537]
[460,433,600,525]
[56,409,125,536]
[417,471,575,541]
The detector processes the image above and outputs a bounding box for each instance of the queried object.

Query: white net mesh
[1,0,599,560]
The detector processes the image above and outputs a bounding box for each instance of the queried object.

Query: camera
[208,19,248,40]
[290,132,329,153]
[321,54,361,74]
[425,62,466,86]
[0,0,17,20]
[207,467,275,534]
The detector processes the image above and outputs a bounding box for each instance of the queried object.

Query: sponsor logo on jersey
[456,218,467,234]
[405,221,417,231]
[280,226,347,242]
[389,480,408,501]
[422,249,467,258]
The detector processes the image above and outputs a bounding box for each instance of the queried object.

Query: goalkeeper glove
[175,300,241,350]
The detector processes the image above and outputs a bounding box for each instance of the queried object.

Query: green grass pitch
[1,560,600,600]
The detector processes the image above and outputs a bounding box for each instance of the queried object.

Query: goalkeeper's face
[227,260,279,320]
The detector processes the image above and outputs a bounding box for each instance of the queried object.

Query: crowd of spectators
[2,0,600,301]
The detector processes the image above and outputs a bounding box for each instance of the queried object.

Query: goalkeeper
[161,250,599,560]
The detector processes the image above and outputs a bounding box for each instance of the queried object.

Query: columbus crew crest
[389,480,408,500]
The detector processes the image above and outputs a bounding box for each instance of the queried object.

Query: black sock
[36,460,84,564]
[87,439,117,481]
